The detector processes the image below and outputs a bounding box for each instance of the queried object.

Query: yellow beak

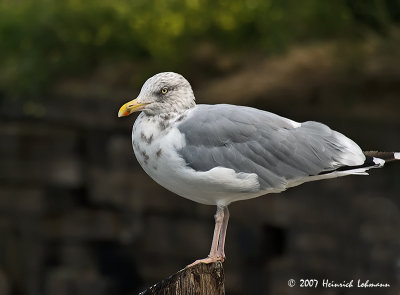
[118,98,149,117]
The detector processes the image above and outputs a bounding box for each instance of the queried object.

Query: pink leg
[208,206,225,258]
[186,206,227,268]
[217,206,229,259]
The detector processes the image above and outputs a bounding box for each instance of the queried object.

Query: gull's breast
[133,118,265,206]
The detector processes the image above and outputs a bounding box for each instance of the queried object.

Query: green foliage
[0,0,397,99]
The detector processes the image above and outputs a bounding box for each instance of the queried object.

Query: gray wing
[177,104,365,190]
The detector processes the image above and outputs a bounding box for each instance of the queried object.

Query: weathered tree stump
[139,262,225,295]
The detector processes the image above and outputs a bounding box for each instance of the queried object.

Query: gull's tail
[363,151,400,163]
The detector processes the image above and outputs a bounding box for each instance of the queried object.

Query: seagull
[118,72,399,266]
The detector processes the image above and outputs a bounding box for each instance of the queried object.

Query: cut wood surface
[139,262,225,295]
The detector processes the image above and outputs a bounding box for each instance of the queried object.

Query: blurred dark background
[1,0,400,294]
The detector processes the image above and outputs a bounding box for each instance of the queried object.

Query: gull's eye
[161,87,168,95]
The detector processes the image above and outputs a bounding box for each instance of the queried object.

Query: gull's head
[118,72,195,117]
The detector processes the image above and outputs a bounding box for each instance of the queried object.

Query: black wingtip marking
[318,156,378,176]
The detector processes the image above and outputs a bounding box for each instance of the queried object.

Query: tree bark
[139,262,225,295]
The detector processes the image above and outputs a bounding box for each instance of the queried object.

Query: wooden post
[139,262,225,295]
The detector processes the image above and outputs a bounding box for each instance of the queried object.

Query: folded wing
[177,104,366,191]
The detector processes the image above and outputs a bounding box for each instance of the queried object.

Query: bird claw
[185,256,224,269]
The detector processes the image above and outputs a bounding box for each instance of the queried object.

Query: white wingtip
[395,152,400,160]
[373,157,385,167]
